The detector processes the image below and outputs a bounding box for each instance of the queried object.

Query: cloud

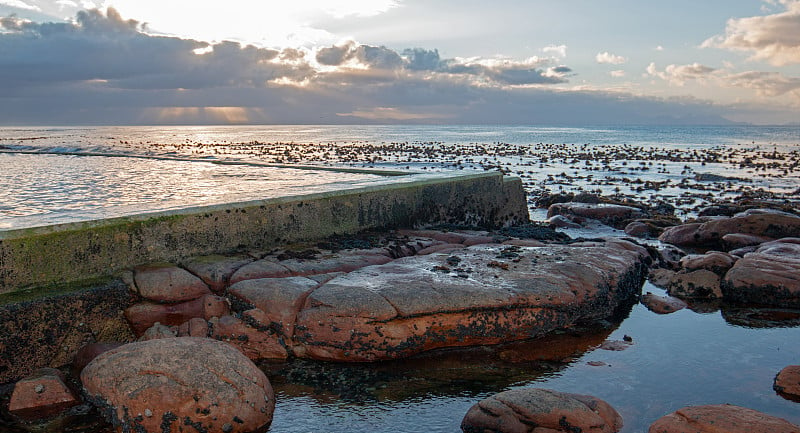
[702,0,800,66]
[647,62,716,85]
[596,51,627,65]
[542,44,567,58]
[0,0,39,11]
[724,71,800,97]
[610,70,626,78]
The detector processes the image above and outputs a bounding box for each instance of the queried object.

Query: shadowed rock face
[292,240,647,361]
[659,210,800,248]
[723,242,800,307]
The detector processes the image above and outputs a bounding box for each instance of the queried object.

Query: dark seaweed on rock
[497,223,572,243]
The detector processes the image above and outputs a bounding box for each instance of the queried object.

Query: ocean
[2,124,799,228]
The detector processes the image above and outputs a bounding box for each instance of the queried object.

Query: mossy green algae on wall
[0,172,528,297]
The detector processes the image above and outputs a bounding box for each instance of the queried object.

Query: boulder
[461,388,622,433]
[774,365,800,400]
[722,233,774,250]
[132,263,211,303]
[547,202,645,229]
[549,214,582,228]
[722,241,800,307]
[666,270,722,300]
[176,317,211,337]
[679,251,738,276]
[182,254,254,293]
[8,368,79,421]
[124,294,230,336]
[279,253,393,276]
[73,342,124,374]
[137,322,176,341]
[81,337,275,433]
[659,211,800,248]
[293,241,647,361]
[648,404,799,433]
[625,221,655,238]
[641,292,687,314]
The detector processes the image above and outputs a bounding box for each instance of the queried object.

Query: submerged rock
[648,404,799,433]
[641,292,687,314]
[81,337,275,433]
[293,241,647,361]
[461,388,623,433]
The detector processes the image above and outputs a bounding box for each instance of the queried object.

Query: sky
[0,0,799,125]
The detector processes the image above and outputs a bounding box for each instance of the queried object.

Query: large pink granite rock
[461,388,623,433]
[293,240,647,361]
[648,404,799,433]
[8,368,79,420]
[660,210,800,248]
[181,254,254,293]
[124,294,230,335]
[81,337,275,433]
[229,276,319,339]
[132,263,211,303]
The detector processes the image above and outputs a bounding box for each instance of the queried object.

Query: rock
[723,233,775,250]
[502,239,547,247]
[230,259,293,284]
[774,365,800,400]
[81,337,275,433]
[625,221,655,238]
[137,322,177,341]
[548,202,645,229]
[132,263,211,303]
[666,269,723,300]
[641,292,687,314]
[648,404,799,433]
[548,214,582,228]
[680,251,738,276]
[416,243,465,255]
[658,223,703,246]
[176,317,210,337]
[659,211,800,248]
[229,276,319,339]
[124,294,230,336]
[649,268,677,289]
[293,242,647,361]
[8,368,79,421]
[73,342,124,374]
[461,388,622,433]
[182,254,254,293]
[397,229,467,244]
[279,253,393,276]
[722,241,800,307]
[654,245,686,270]
[462,235,499,246]
[599,340,633,351]
[209,315,288,360]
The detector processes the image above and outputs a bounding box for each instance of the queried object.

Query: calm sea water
[2,124,799,228]
[1,125,799,432]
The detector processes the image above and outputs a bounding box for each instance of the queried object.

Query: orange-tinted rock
[81,337,275,433]
[209,315,288,360]
[229,276,318,338]
[548,202,645,229]
[182,254,254,293]
[641,292,687,314]
[280,253,393,276]
[461,388,623,433]
[8,368,79,421]
[666,270,722,300]
[132,263,211,303]
[774,365,800,400]
[229,259,292,284]
[723,241,800,307]
[658,223,703,246]
[294,242,647,361]
[648,404,799,433]
[625,221,656,238]
[176,317,210,337]
[680,251,738,276]
[124,294,230,336]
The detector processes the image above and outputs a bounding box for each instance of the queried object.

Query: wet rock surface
[8,368,78,421]
[461,388,623,433]
[723,241,800,307]
[774,365,800,401]
[81,337,275,433]
[641,292,687,314]
[648,404,800,433]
